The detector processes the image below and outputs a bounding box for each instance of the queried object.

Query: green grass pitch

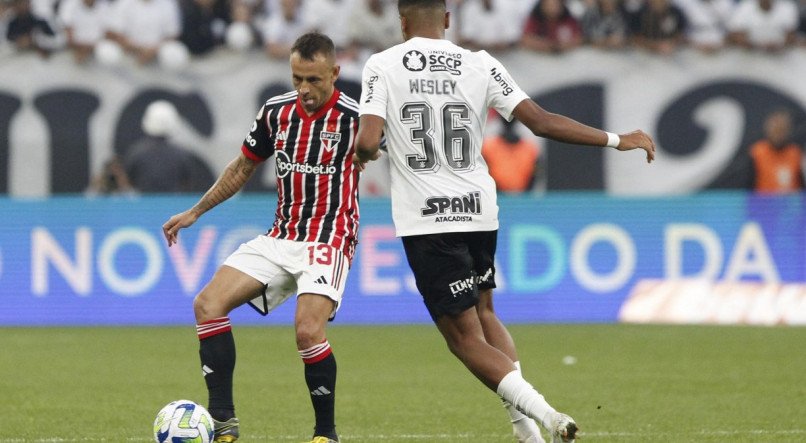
[1,324,804,442]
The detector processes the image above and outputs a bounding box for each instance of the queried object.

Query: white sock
[500,363,531,423]
[502,363,544,440]
[496,369,556,430]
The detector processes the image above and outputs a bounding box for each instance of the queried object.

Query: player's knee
[193,290,227,323]
[192,294,211,323]
[295,320,324,349]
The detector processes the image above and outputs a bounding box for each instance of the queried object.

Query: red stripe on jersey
[287,112,316,240]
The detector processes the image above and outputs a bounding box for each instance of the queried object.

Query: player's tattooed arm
[191,153,258,216]
[162,153,259,246]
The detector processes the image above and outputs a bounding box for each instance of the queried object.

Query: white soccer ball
[153,399,214,443]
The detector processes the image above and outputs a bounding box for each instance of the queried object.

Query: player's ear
[400,16,409,40]
[332,64,340,82]
[445,11,450,30]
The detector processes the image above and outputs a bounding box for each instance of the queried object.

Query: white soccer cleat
[549,413,578,443]
[512,417,546,443]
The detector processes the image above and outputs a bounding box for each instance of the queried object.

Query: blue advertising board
[0,193,803,325]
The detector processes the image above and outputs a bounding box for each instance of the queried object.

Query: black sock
[303,349,337,438]
[197,317,236,420]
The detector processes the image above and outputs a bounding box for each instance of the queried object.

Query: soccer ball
[153,399,214,443]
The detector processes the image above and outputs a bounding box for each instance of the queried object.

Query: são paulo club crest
[403,50,426,72]
[319,131,341,151]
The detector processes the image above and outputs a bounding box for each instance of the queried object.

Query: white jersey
[359,37,530,237]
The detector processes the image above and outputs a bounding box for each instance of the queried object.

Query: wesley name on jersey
[409,79,457,95]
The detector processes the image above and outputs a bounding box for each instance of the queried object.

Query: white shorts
[223,236,350,318]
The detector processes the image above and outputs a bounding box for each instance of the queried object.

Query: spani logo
[403,50,426,72]
[275,150,338,179]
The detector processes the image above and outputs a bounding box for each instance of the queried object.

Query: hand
[617,130,656,163]
[162,210,199,247]
[352,150,380,172]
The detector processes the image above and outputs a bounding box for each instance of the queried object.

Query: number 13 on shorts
[307,243,334,265]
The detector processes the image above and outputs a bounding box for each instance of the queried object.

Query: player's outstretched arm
[353,114,385,171]
[162,153,259,246]
[512,99,655,163]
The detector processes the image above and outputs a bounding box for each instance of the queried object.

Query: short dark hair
[291,32,335,61]
[398,0,446,11]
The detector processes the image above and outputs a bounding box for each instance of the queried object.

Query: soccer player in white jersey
[353,1,655,442]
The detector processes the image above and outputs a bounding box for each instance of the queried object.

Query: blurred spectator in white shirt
[581,0,628,49]
[30,0,57,21]
[262,0,281,16]
[346,0,401,55]
[108,0,183,64]
[456,0,524,51]
[58,0,112,63]
[302,0,353,50]
[727,0,799,51]
[223,0,258,51]
[261,0,311,59]
[674,0,734,52]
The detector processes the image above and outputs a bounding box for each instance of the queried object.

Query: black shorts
[401,230,497,321]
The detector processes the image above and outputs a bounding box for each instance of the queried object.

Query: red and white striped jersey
[241,89,360,260]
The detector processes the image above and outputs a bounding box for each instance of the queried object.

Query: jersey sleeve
[481,51,530,121]
[241,104,274,162]
[358,55,388,119]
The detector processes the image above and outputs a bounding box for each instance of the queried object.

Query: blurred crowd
[2,0,806,67]
[3,0,805,197]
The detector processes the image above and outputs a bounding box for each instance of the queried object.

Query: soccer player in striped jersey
[353,1,655,442]
[162,32,359,443]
